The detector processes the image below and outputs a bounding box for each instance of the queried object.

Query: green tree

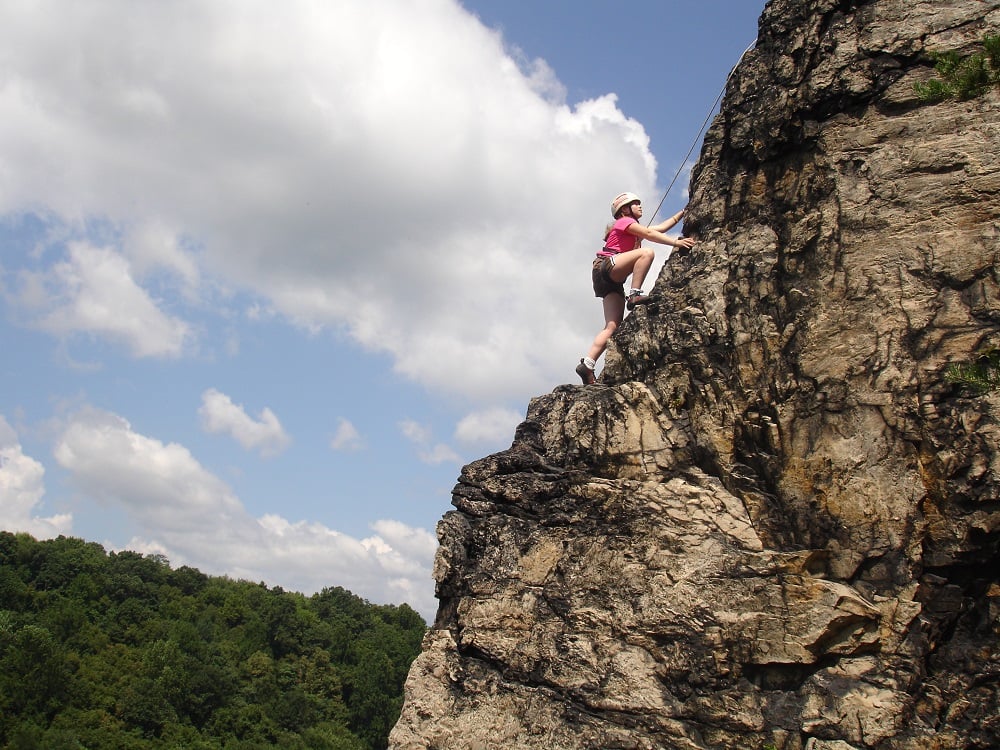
[0,534,424,749]
[342,644,399,749]
[915,35,1000,102]
[946,346,1000,393]
[0,625,71,720]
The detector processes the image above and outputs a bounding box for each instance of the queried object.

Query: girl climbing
[575,192,696,385]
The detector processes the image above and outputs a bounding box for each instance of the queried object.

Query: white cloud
[0,0,662,400]
[399,420,432,446]
[52,408,436,618]
[422,444,463,465]
[364,519,439,608]
[369,518,437,562]
[0,415,72,538]
[54,407,244,533]
[122,218,201,290]
[199,388,291,458]
[399,419,461,466]
[454,406,522,448]
[330,417,365,452]
[9,242,191,358]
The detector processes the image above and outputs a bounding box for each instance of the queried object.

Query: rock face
[390,1,1000,748]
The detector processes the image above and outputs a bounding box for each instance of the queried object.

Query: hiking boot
[575,359,596,385]
[626,291,651,310]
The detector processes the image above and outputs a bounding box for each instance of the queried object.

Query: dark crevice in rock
[453,643,680,741]
[906,261,998,294]
[850,545,918,594]
[741,653,844,691]
[923,553,1000,602]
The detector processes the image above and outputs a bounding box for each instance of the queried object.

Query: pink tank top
[599,217,641,256]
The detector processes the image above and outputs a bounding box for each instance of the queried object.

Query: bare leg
[608,247,655,289]
[587,293,626,362]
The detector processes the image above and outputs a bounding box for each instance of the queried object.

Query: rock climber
[575,192,696,385]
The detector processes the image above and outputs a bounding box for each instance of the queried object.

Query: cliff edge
[391,1,1000,748]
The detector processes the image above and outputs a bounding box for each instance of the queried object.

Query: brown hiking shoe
[575,360,596,385]
[626,290,651,310]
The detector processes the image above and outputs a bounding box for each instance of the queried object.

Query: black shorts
[592,256,624,298]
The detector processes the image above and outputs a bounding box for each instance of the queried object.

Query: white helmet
[611,192,641,217]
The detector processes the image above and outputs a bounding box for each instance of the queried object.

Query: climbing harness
[646,38,758,226]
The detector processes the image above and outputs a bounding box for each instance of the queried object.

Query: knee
[603,320,619,334]
[640,247,654,263]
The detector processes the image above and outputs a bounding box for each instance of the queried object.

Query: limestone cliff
[390,1,1000,748]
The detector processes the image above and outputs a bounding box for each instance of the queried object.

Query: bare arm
[649,208,686,233]
[626,220,696,250]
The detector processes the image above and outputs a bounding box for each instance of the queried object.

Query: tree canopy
[0,532,427,750]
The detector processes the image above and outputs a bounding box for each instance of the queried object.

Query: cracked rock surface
[391,1,1000,748]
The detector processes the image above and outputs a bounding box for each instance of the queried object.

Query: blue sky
[0,0,763,621]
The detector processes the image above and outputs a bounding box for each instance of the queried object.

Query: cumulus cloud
[0,415,72,538]
[0,0,663,402]
[399,419,461,466]
[454,406,522,448]
[362,520,438,606]
[8,242,191,358]
[330,417,365,452]
[122,218,201,290]
[53,408,437,619]
[199,388,291,458]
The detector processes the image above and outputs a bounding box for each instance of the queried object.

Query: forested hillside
[0,532,425,749]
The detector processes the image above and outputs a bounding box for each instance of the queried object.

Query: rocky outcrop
[390,1,1000,748]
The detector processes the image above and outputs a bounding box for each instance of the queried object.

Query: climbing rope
[646,38,758,226]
